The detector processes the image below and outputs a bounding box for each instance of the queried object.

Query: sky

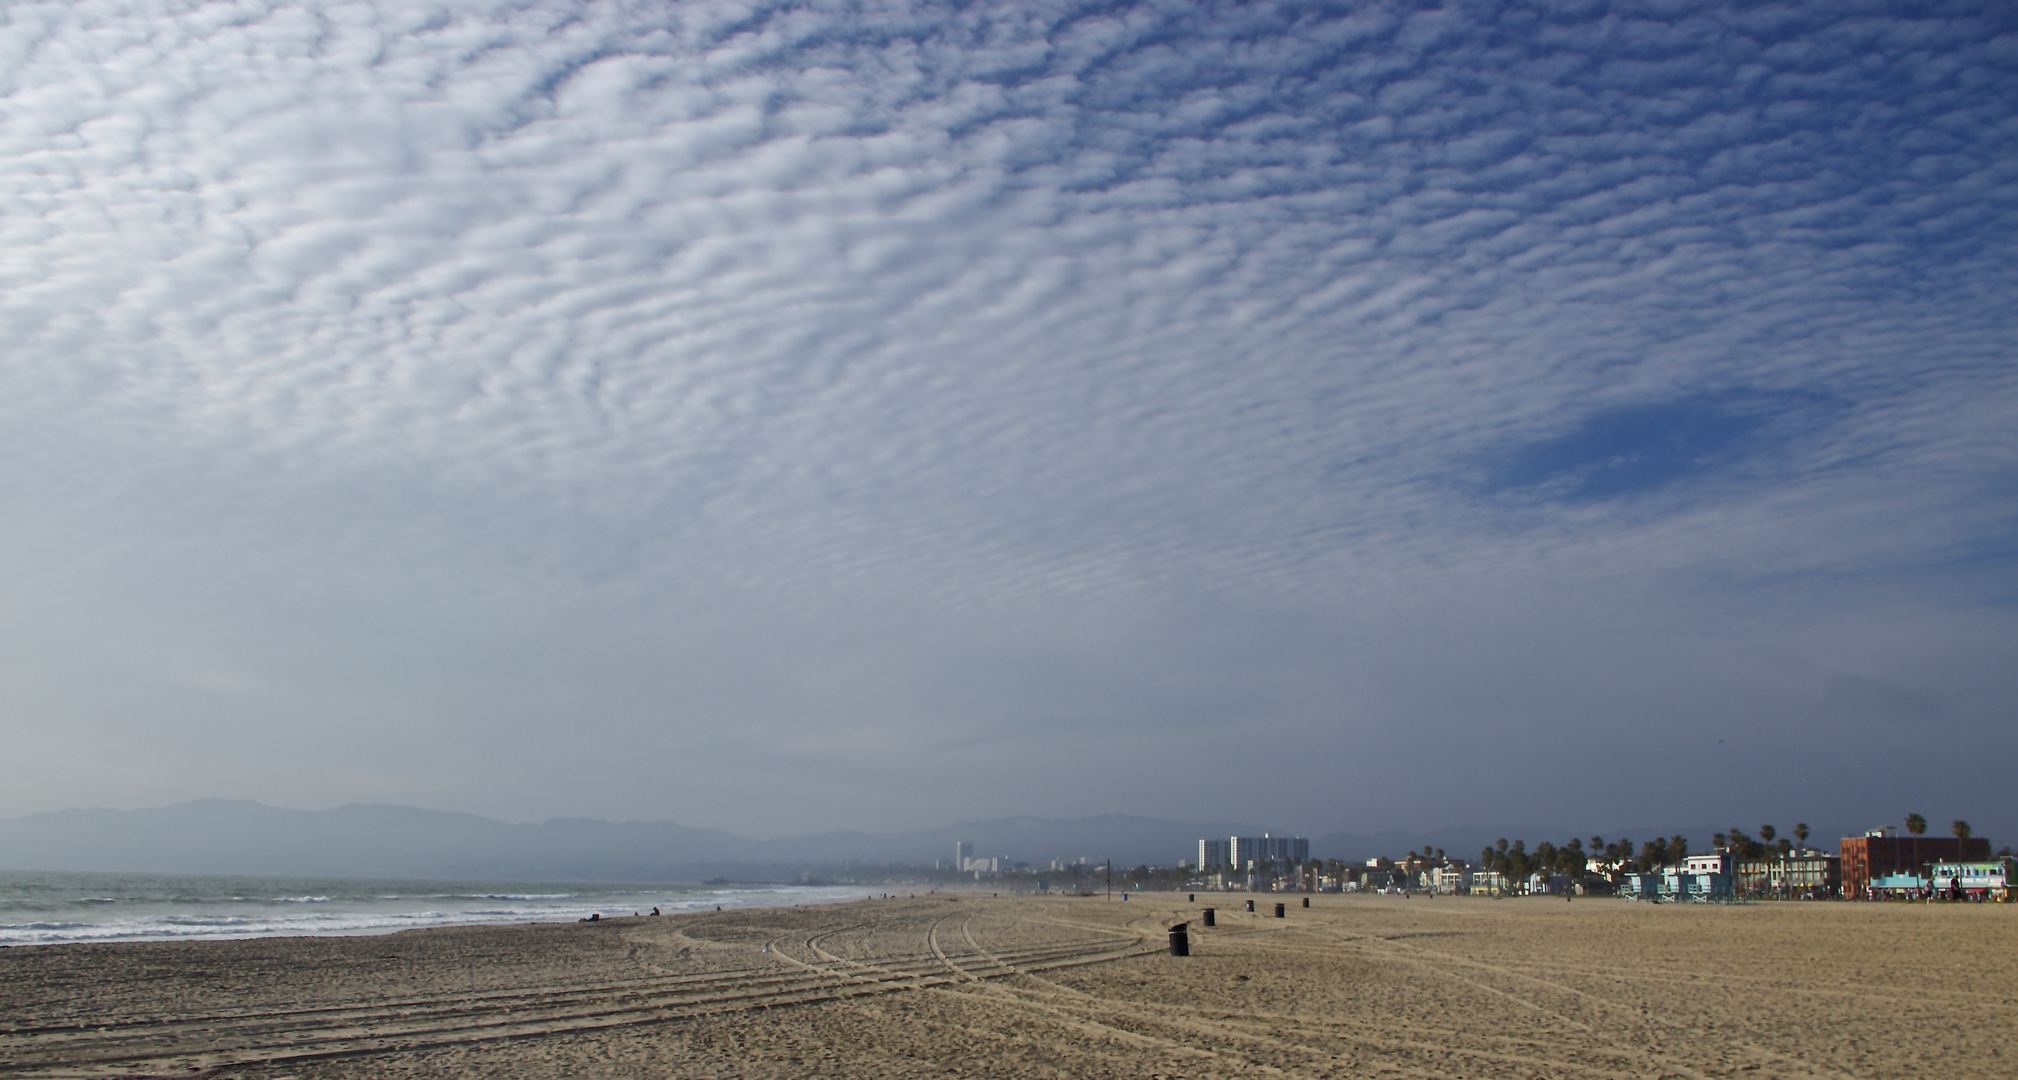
[2,0,2014,843]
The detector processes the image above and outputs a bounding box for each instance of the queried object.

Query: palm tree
[1793,822,1809,849]
[1906,813,1927,886]
[1754,826,1777,897]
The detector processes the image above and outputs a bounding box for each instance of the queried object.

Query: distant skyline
[2,1,2014,843]
[4,798,1973,880]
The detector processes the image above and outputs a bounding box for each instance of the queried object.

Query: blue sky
[1,0,2013,841]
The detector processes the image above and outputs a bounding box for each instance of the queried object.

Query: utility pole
[1105,860,1111,900]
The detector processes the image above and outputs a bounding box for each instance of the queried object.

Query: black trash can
[1245,899,1255,912]
[1302,896,1310,908]
[1273,902,1286,918]
[1202,907,1215,927]
[1188,893,1195,902]
[1168,922,1190,957]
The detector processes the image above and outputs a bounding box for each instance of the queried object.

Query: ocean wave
[0,876,867,946]
[4,908,553,945]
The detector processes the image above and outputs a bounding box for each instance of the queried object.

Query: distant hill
[0,800,1742,880]
[0,800,751,881]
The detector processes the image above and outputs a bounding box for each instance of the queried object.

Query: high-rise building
[955,840,974,869]
[1229,833,1309,869]
[1198,839,1229,870]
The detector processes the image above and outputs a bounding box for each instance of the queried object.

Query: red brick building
[1840,830,1990,898]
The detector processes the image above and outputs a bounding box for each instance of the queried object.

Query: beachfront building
[1868,872,1924,899]
[1431,864,1472,894]
[1735,849,1841,899]
[1527,872,1569,895]
[1841,828,1991,898]
[1677,853,1737,896]
[1470,870,1507,896]
[1930,862,2007,901]
[1776,850,1840,898]
[1683,853,1734,877]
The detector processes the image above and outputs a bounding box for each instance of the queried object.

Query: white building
[1432,865,1472,894]
[1683,853,1733,877]
[1199,839,1230,870]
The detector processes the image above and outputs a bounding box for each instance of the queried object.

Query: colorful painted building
[1929,862,2006,901]
[1840,829,1990,898]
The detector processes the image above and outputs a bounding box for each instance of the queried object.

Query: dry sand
[3,892,2013,1078]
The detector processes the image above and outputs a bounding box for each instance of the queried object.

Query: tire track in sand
[0,915,1141,1079]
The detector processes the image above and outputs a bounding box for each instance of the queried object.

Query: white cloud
[0,0,2013,838]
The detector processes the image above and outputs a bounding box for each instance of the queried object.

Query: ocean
[0,870,869,946]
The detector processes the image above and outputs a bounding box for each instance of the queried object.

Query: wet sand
[3,892,2012,1078]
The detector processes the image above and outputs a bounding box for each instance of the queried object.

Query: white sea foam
[0,872,867,946]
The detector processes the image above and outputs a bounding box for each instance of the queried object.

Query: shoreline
[0,869,881,949]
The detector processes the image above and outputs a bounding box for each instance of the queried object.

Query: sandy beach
[3,892,2011,1078]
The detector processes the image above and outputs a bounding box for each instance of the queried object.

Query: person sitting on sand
[650,907,661,916]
